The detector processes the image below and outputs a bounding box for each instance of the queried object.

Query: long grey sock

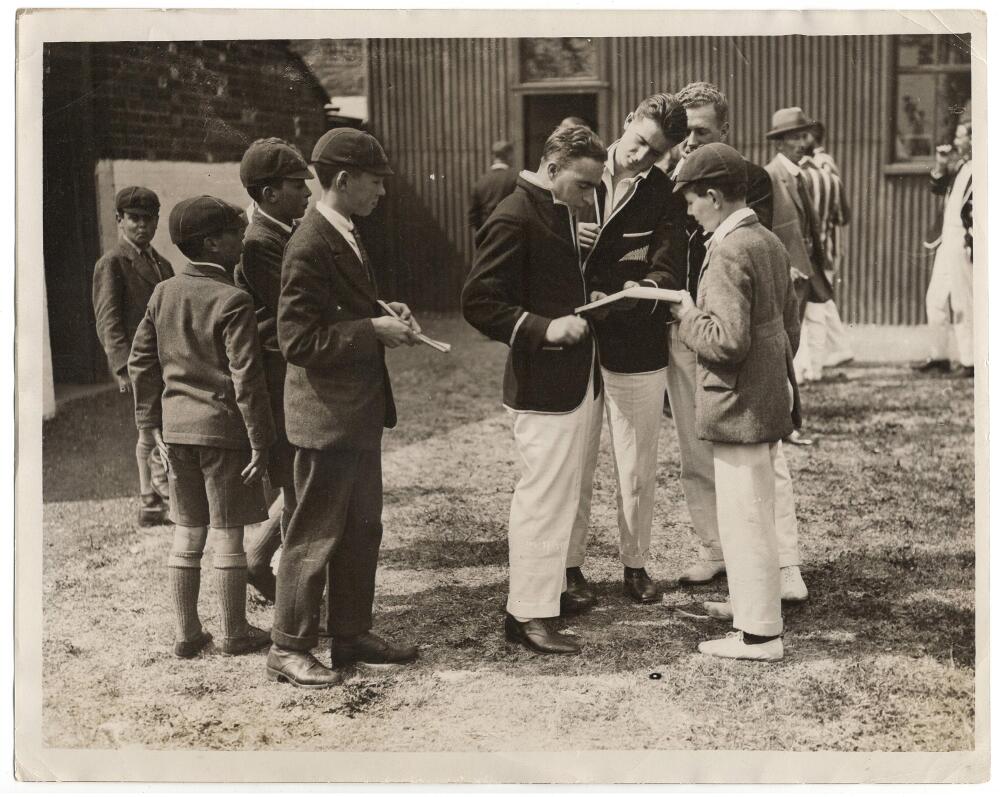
[214,552,250,641]
[168,551,203,641]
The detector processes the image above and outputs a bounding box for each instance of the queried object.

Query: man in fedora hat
[764,107,834,371]
[266,128,422,689]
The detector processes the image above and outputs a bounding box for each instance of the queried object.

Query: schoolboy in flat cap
[92,186,174,526]
[669,143,801,662]
[129,195,275,659]
[234,137,314,602]
[267,128,421,689]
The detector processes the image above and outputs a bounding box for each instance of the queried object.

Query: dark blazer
[128,262,275,451]
[277,207,397,451]
[577,164,687,374]
[462,175,599,413]
[92,239,174,379]
[468,165,518,231]
[678,212,801,444]
[661,154,774,298]
[765,155,833,303]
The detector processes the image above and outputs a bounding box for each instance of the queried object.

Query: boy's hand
[669,290,695,320]
[152,428,170,465]
[241,448,267,485]
[372,316,418,348]
[544,315,589,346]
[617,280,641,310]
[578,222,601,250]
[790,267,809,283]
[117,375,132,394]
[386,301,422,335]
[586,291,611,321]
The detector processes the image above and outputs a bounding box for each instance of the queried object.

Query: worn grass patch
[42,316,975,752]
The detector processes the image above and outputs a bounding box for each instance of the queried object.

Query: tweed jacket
[765,155,833,303]
[92,238,174,379]
[577,160,687,374]
[468,165,518,231]
[677,211,801,444]
[277,207,397,451]
[462,174,600,413]
[128,262,275,451]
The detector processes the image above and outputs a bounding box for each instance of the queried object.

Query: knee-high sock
[214,552,250,640]
[168,551,203,641]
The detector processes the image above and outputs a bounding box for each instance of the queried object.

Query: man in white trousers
[462,125,608,654]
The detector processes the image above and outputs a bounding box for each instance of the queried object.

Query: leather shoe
[504,613,581,655]
[331,631,418,667]
[783,429,814,447]
[565,566,596,603]
[911,357,951,373]
[173,629,212,659]
[950,365,974,379]
[623,567,659,604]
[221,624,272,655]
[247,566,277,604]
[559,589,595,616]
[678,559,726,585]
[266,646,343,689]
[780,565,809,602]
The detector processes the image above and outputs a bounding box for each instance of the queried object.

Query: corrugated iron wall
[369,36,940,323]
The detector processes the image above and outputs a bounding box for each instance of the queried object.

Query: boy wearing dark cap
[129,196,276,659]
[234,137,314,601]
[92,186,174,526]
[267,128,420,689]
[669,143,801,662]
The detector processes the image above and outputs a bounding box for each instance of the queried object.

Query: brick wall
[88,40,330,163]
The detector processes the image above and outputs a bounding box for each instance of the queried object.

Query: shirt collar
[188,259,229,274]
[708,207,756,247]
[777,152,802,176]
[604,142,654,184]
[315,200,356,235]
[519,169,571,209]
[490,162,510,171]
[255,207,294,234]
[121,235,151,257]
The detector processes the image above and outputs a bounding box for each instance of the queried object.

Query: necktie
[352,227,376,287]
[142,249,165,282]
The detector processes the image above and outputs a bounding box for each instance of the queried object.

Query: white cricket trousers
[713,441,784,637]
[665,326,801,567]
[793,302,829,382]
[507,377,602,619]
[568,367,668,569]
[926,232,974,367]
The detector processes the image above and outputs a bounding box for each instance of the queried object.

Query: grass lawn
[42,315,975,752]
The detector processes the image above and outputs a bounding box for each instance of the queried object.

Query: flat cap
[766,106,814,139]
[240,137,313,188]
[311,128,394,176]
[169,196,246,245]
[115,186,160,216]
[672,142,748,191]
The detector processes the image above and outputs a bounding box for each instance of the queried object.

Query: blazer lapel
[120,240,162,288]
[313,212,378,302]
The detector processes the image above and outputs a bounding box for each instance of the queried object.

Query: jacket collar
[515,174,579,258]
[182,260,235,284]
[252,207,295,236]
[700,210,759,285]
[117,237,166,287]
[308,207,378,301]
[770,154,806,216]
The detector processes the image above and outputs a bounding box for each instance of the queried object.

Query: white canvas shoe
[781,566,809,602]
[698,631,783,661]
[678,559,726,584]
[704,601,733,620]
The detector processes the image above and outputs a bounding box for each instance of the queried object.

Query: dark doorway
[523,93,599,167]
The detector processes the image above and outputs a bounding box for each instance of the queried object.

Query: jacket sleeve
[645,188,690,292]
[277,237,380,369]
[676,246,753,367]
[221,291,276,451]
[92,255,132,379]
[468,185,483,230]
[238,236,284,342]
[780,247,802,355]
[462,214,550,352]
[962,190,973,262]
[747,166,774,231]
[127,302,163,431]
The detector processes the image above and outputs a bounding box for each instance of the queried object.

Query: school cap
[115,186,160,216]
[672,142,747,192]
[240,137,313,188]
[311,128,394,176]
[169,196,246,246]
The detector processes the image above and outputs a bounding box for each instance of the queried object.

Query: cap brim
[284,166,315,180]
[119,207,159,216]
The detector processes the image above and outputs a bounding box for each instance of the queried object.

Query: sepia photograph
[15,6,987,784]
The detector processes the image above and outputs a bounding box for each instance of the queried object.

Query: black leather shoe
[266,646,343,689]
[221,624,271,656]
[623,567,659,604]
[331,632,419,667]
[504,613,581,655]
[173,629,212,659]
[950,365,974,379]
[911,358,951,373]
[559,589,595,616]
[565,566,596,603]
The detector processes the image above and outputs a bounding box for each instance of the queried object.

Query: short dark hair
[491,140,513,160]
[177,237,207,260]
[811,121,826,144]
[681,177,747,203]
[314,161,365,190]
[542,125,607,169]
[675,82,729,127]
[558,116,590,130]
[632,92,691,146]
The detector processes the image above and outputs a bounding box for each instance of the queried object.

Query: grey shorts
[164,443,269,528]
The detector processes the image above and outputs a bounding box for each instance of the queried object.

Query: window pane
[941,33,972,65]
[936,72,972,142]
[520,38,596,81]
[897,34,936,67]
[895,72,936,159]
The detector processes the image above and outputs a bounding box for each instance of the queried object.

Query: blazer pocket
[622,230,653,238]
[702,367,738,392]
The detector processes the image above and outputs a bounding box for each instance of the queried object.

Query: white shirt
[315,200,362,262]
[601,143,653,221]
[188,259,229,274]
[255,207,294,234]
[707,206,757,249]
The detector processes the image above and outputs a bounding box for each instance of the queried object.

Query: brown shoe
[265,646,343,689]
[331,632,418,668]
[623,567,659,604]
[504,613,581,655]
[173,629,212,659]
[221,624,271,656]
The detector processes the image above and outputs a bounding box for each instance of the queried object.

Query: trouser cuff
[506,597,559,620]
[620,554,648,569]
[270,627,318,652]
[736,618,784,637]
[779,556,802,568]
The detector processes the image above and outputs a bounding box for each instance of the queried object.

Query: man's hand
[617,280,641,311]
[587,291,610,321]
[386,301,422,335]
[241,448,267,485]
[544,315,589,346]
[152,428,170,465]
[117,375,132,394]
[669,290,695,320]
[577,222,601,251]
[790,267,809,283]
[372,316,418,348]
